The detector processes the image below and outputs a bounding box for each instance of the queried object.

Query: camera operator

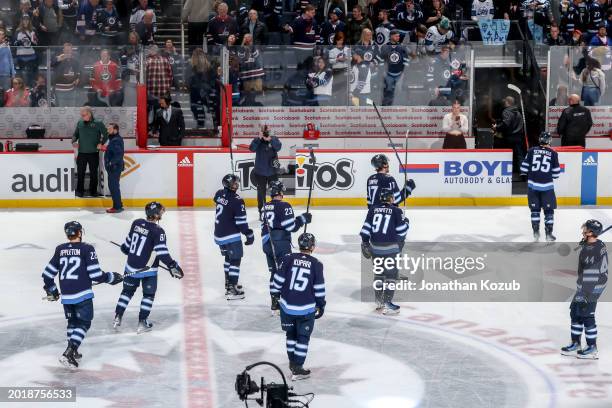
[441,99,468,149]
[249,125,282,214]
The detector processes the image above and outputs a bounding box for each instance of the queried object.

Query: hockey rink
[0,206,611,408]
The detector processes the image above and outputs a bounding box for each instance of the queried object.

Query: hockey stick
[573,225,612,251]
[403,128,409,211]
[303,147,316,234]
[108,240,171,272]
[262,203,280,277]
[507,84,530,149]
[366,99,404,168]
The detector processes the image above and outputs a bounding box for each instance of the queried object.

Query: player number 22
[289,267,311,292]
[59,256,81,280]
[531,154,550,172]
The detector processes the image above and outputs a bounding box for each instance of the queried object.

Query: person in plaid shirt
[146,45,173,104]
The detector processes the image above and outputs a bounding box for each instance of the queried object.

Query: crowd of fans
[0,0,609,132]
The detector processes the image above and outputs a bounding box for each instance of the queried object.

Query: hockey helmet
[269,180,286,197]
[371,154,389,171]
[298,232,316,251]
[539,131,552,145]
[582,219,603,237]
[64,221,83,238]
[145,201,165,220]
[379,187,394,203]
[222,173,240,191]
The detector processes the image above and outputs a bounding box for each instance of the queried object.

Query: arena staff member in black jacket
[249,125,282,213]
[557,94,593,147]
[104,123,124,213]
[493,96,525,173]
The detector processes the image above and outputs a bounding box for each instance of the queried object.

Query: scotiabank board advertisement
[232,106,470,138]
[292,150,514,201]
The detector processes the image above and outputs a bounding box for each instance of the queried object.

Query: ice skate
[560,342,581,357]
[59,345,79,369]
[382,302,400,315]
[113,314,122,330]
[137,319,153,334]
[225,284,245,300]
[577,345,598,359]
[290,363,311,381]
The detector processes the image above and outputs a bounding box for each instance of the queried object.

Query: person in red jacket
[4,77,30,107]
[90,49,124,106]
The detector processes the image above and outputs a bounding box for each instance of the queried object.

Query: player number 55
[531,154,550,172]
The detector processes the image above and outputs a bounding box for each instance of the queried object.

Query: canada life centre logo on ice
[401,159,513,184]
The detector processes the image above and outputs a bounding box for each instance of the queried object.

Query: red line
[179,211,214,408]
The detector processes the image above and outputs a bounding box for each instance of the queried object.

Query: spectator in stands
[182,0,213,50]
[14,15,39,87]
[349,49,371,106]
[184,48,212,128]
[471,0,495,20]
[96,0,123,45]
[579,57,605,106]
[72,106,108,197]
[493,96,525,173]
[120,31,140,105]
[424,0,446,28]
[546,24,566,45]
[4,77,31,107]
[238,34,265,106]
[428,87,451,106]
[30,73,50,107]
[393,0,423,41]
[76,0,102,44]
[320,7,346,46]
[323,0,347,20]
[425,16,453,54]
[91,49,123,106]
[589,24,609,45]
[52,42,80,107]
[153,95,185,146]
[347,5,372,44]
[249,125,282,214]
[240,9,268,45]
[59,0,79,43]
[207,2,238,46]
[413,24,429,57]
[0,28,15,92]
[162,39,183,87]
[104,122,124,213]
[38,0,63,46]
[550,84,569,106]
[145,45,174,112]
[250,0,282,33]
[135,9,156,45]
[355,28,377,65]
[285,3,319,58]
[568,28,583,46]
[130,0,155,30]
[307,56,333,105]
[375,9,396,45]
[328,31,349,105]
[557,93,593,147]
[13,0,37,31]
[607,9,612,41]
[442,99,468,148]
[378,29,409,105]
[587,0,606,40]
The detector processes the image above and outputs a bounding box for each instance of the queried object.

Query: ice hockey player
[42,221,123,368]
[214,174,255,300]
[520,131,561,242]
[113,202,184,333]
[561,220,608,359]
[367,153,416,208]
[360,188,409,315]
[270,233,325,381]
[262,180,312,312]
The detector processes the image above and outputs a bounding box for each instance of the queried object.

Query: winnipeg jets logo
[390,52,400,63]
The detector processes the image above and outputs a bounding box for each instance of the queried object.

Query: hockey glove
[108,272,124,285]
[405,179,416,195]
[315,307,324,319]
[43,285,60,301]
[361,242,372,259]
[244,229,255,245]
[169,262,184,279]
[300,212,312,224]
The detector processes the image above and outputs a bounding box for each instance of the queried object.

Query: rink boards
[0,148,611,207]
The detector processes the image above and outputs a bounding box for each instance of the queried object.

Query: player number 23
[531,154,550,172]
[289,267,311,292]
